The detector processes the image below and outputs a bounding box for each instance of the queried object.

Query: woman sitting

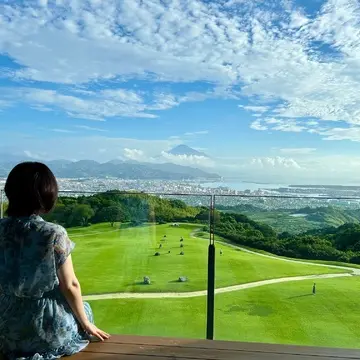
[0,162,109,359]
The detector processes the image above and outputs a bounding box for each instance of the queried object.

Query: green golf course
[69,223,349,295]
[67,222,360,349]
[90,277,360,349]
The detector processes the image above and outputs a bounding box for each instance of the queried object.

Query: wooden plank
[82,342,268,359]
[74,354,197,360]
[104,335,196,346]
[99,335,360,359]
[73,349,352,360]
[78,342,360,360]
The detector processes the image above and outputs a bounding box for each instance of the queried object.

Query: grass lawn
[90,277,360,349]
[69,223,348,295]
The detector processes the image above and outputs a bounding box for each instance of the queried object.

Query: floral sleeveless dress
[0,215,94,360]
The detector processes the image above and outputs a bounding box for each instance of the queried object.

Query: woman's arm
[57,255,109,341]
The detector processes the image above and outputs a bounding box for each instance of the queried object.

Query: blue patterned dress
[0,215,94,359]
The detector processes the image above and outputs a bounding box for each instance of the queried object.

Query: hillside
[293,206,360,227]
[0,158,220,180]
[217,204,360,233]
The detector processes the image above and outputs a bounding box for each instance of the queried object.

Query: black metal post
[206,195,215,340]
[0,190,3,219]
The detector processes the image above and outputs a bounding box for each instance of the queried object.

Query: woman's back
[0,215,66,298]
[0,162,108,359]
[0,215,90,360]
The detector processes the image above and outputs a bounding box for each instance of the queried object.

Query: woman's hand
[83,321,110,341]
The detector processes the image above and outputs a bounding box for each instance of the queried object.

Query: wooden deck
[73,335,360,359]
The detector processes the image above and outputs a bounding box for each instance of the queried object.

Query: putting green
[69,223,348,295]
[90,276,360,349]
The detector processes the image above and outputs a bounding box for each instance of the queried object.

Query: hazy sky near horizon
[1,0,360,183]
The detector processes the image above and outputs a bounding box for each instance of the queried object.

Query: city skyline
[1,0,360,184]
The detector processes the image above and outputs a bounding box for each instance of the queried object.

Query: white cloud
[265,118,282,125]
[217,153,360,184]
[272,121,306,133]
[51,128,74,133]
[2,0,360,142]
[23,150,45,159]
[289,10,309,29]
[291,154,360,184]
[251,118,308,133]
[249,157,302,170]
[99,89,143,104]
[239,105,269,113]
[0,85,232,121]
[123,148,145,161]
[0,135,176,163]
[320,127,360,142]
[75,125,108,132]
[291,124,360,142]
[0,87,199,120]
[160,151,214,168]
[0,0,244,84]
[38,0,48,7]
[0,88,161,120]
[278,148,317,155]
[0,99,12,110]
[184,130,209,136]
[148,93,180,111]
[0,0,358,119]
[166,130,209,146]
[250,120,268,131]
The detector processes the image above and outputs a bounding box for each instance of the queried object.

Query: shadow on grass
[148,251,174,257]
[130,281,154,286]
[287,294,314,299]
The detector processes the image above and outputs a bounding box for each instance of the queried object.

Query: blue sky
[1,0,360,183]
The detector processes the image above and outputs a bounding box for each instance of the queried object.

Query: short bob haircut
[5,162,58,217]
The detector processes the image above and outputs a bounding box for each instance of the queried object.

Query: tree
[333,223,360,251]
[195,209,210,221]
[67,204,94,227]
[97,206,125,227]
[45,203,67,224]
[169,199,187,209]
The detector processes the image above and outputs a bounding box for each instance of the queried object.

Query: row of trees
[44,191,199,228]
[215,211,360,264]
[38,191,360,265]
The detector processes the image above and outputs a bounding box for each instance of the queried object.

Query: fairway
[70,223,348,295]
[90,277,360,349]
[71,223,360,349]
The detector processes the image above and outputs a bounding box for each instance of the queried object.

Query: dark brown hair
[5,162,58,217]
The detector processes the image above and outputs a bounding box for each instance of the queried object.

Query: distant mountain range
[0,146,219,180]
